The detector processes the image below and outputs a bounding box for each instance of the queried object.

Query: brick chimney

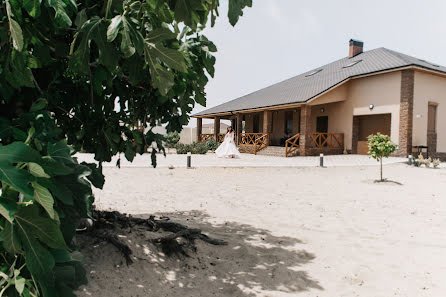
[349,39,364,57]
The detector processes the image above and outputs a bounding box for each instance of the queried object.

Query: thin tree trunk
[380,157,383,181]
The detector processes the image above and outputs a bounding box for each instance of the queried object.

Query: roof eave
[192,64,446,118]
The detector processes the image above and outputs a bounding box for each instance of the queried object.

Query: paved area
[76,153,410,168]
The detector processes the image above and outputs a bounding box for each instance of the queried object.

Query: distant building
[192,39,446,159]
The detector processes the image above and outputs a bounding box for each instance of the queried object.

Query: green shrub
[433,158,441,168]
[415,153,429,167]
[206,138,220,151]
[192,142,210,154]
[175,143,189,154]
[165,132,180,148]
[367,133,397,181]
[175,142,209,154]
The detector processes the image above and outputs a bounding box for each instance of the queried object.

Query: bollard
[408,155,413,165]
[320,153,324,167]
[187,152,191,168]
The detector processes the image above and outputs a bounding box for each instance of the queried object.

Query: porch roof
[193,47,446,117]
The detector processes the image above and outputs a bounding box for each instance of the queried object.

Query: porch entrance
[355,114,391,155]
[316,116,328,133]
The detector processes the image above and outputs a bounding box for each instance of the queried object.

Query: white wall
[310,71,402,150]
[413,71,446,152]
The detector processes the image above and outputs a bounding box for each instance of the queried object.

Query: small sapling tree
[367,133,398,181]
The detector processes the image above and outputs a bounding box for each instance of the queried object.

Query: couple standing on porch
[215,127,241,158]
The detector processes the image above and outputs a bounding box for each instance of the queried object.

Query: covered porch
[195,103,345,157]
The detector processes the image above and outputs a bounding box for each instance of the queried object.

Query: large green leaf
[81,162,104,189]
[93,23,119,72]
[124,142,136,162]
[15,206,66,249]
[32,182,56,220]
[119,16,145,57]
[0,162,35,198]
[29,162,50,178]
[46,0,73,28]
[0,221,22,253]
[23,0,42,18]
[146,27,177,43]
[69,17,102,74]
[8,18,23,52]
[0,142,41,164]
[38,177,73,205]
[40,158,73,176]
[74,8,88,29]
[228,0,252,26]
[0,199,18,223]
[144,41,187,72]
[47,140,73,164]
[18,228,55,283]
[106,15,122,42]
[5,51,33,88]
[30,98,48,112]
[174,0,202,29]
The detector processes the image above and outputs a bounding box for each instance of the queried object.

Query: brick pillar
[398,70,414,157]
[352,116,360,154]
[293,109,300,135]
[299,105,312,156]
[263,111,272,134]
[214,116,220,141]
[196,118,202,142]
[236,113,242,145]
[427,132,437,156]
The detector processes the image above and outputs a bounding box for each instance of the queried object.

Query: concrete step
[256,146,287,157]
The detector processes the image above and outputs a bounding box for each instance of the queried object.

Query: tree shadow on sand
[77,210,323,297]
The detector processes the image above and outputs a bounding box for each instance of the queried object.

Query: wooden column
[214,116,220,141]
[299,105,312,156]
[196,117,202,142]
[236,113,242,145]
[263,111,272,134]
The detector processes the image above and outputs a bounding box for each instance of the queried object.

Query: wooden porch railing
[239,133,270,154]
[285,133,300,157]
[310,133,344,148]
[199,134,224,143]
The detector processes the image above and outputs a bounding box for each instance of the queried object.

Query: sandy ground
[77,162,446,297]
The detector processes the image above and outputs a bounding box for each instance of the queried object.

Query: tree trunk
[380,157,383,181]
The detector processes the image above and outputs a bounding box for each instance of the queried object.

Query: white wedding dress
[215,132,241,158]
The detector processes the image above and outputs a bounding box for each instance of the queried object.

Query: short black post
[408,155,413,165]
[320,153,324,167]
[187,152,191,168]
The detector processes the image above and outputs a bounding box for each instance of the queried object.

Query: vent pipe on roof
[349,39,363,57]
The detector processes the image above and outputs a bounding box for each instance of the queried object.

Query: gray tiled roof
[194,47,446,117]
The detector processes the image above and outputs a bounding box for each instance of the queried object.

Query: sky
[190,0,446,126]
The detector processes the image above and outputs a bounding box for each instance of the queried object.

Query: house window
[305,69,323,77]
[343,60,362,68]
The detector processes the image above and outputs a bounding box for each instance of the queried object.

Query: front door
[316,116,328,133]
[355,114,391,155]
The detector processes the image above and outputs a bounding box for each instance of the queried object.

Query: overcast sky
[191,0,446,126]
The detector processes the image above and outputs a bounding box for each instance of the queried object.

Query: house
[192,40,445,158]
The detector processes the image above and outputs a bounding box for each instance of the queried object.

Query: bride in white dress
[215,127,241,158]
